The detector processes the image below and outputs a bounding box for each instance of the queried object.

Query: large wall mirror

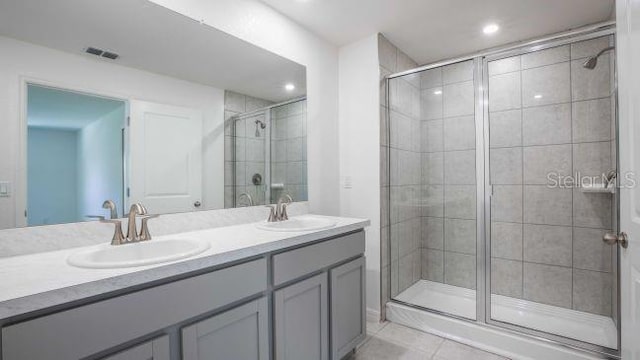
[0,0,307,229]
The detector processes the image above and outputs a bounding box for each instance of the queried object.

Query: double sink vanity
[0,214,369,360]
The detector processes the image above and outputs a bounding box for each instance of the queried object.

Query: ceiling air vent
[85,47,103,56]
[102,51,119,60]
[85,47,119,60]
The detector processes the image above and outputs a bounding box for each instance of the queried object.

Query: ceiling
[260,0,615,65]
[0,0,306,102]
[28,85,125,130]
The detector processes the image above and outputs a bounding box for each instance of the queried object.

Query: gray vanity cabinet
[1,230,367,360]
[101,336,170,360]
[330,257,366,360]
[274,273,329,360]
[182,297,269,360]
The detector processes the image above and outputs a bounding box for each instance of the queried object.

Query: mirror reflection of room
[27,85,126,226]
[0,0,307,229]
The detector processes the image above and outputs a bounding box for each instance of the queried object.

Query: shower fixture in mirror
[0,0,307,229]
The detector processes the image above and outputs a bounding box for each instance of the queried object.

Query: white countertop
[0,215,369,321]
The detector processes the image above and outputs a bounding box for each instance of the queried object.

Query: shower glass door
[485,35,618,350]
[388,59,480,320]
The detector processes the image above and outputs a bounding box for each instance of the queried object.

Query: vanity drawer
[272,231,365,286]
[2,258,267,360]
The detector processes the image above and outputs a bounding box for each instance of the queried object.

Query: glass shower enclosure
[386,26,619,357]
[227,98,308,207]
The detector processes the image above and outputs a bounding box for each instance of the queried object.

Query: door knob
[603,232,628,248]
[194,201,201,208]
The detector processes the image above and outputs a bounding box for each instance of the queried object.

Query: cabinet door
[330,257,366,360]
[274,273,328,360]
[102,336,170,360]
[182,297,269,360]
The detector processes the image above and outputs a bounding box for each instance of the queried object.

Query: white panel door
[617,0,640,358]
[129,100,202,214]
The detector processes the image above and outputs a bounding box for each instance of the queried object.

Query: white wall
[0,36,225,229]
[338,34,381,316]
[77,106,126,220]
[148,0,340,216]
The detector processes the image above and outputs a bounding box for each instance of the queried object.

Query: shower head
[582,46,615,69]
[254,119,266,137]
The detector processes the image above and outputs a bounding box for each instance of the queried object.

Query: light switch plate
[0,181,11,197]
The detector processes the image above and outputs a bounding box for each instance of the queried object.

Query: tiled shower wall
[379,34,420,305]
[270,100,308,203]
[224,91,272,208]
[488,36,616,316]
[419,60,477,291]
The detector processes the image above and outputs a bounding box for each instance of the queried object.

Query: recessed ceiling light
[534,94,543,99]
[285,83,295,91]
[483,23,499,35]
[433,89,442,95]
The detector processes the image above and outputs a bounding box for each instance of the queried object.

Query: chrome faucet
[266,194,293,222]
[238,193,254,207]
[102,200,118,219]
[127,203,148,242]
[100,203,158,245]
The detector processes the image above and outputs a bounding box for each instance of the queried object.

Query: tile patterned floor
[348,321,510,360]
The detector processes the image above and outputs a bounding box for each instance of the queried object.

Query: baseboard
[366,307,380,323]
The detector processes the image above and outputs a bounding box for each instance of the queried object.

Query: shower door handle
[603,232,628,248]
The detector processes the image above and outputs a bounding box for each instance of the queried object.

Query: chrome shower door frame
[481,26,619,359]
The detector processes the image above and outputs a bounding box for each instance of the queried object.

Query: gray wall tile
[571,54,611,101]
[523,144,572,185]
[523,263,572,308]
[422,120,444,152]
[572,98,612,143]
[444,252,476,289]
[491,185,523,223]
[442,60,474,84]
[422,249,444,282]
[422,152,444,184]
[488,56,521,76]
[489,110,522,148]
[491,222,523,260]
[444,150,476,185]
[492,258,523,297]
[422,216,444,250]
[523,186,572,226]
[571,36,612,59]
[573,190,612,229]
[523,224,573,267]
[573,227,612,272]
[421,68,443,89]
[522,103,571,146]
[522,62,571,107]
[573,141,612,179]
[444,116,476,151]
[378,35,397,72]
[421,185,445,218]
[444,218,476,255]
[573,269,612,316]
[521,45,570,69]
[444,185,476,219]
[490,147,522,184]
[421,88,443,120]
[489,72,522,111]
[444,81,475,117]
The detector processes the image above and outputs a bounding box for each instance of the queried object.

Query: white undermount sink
[67,239,210,269]
[256,215,337,232]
